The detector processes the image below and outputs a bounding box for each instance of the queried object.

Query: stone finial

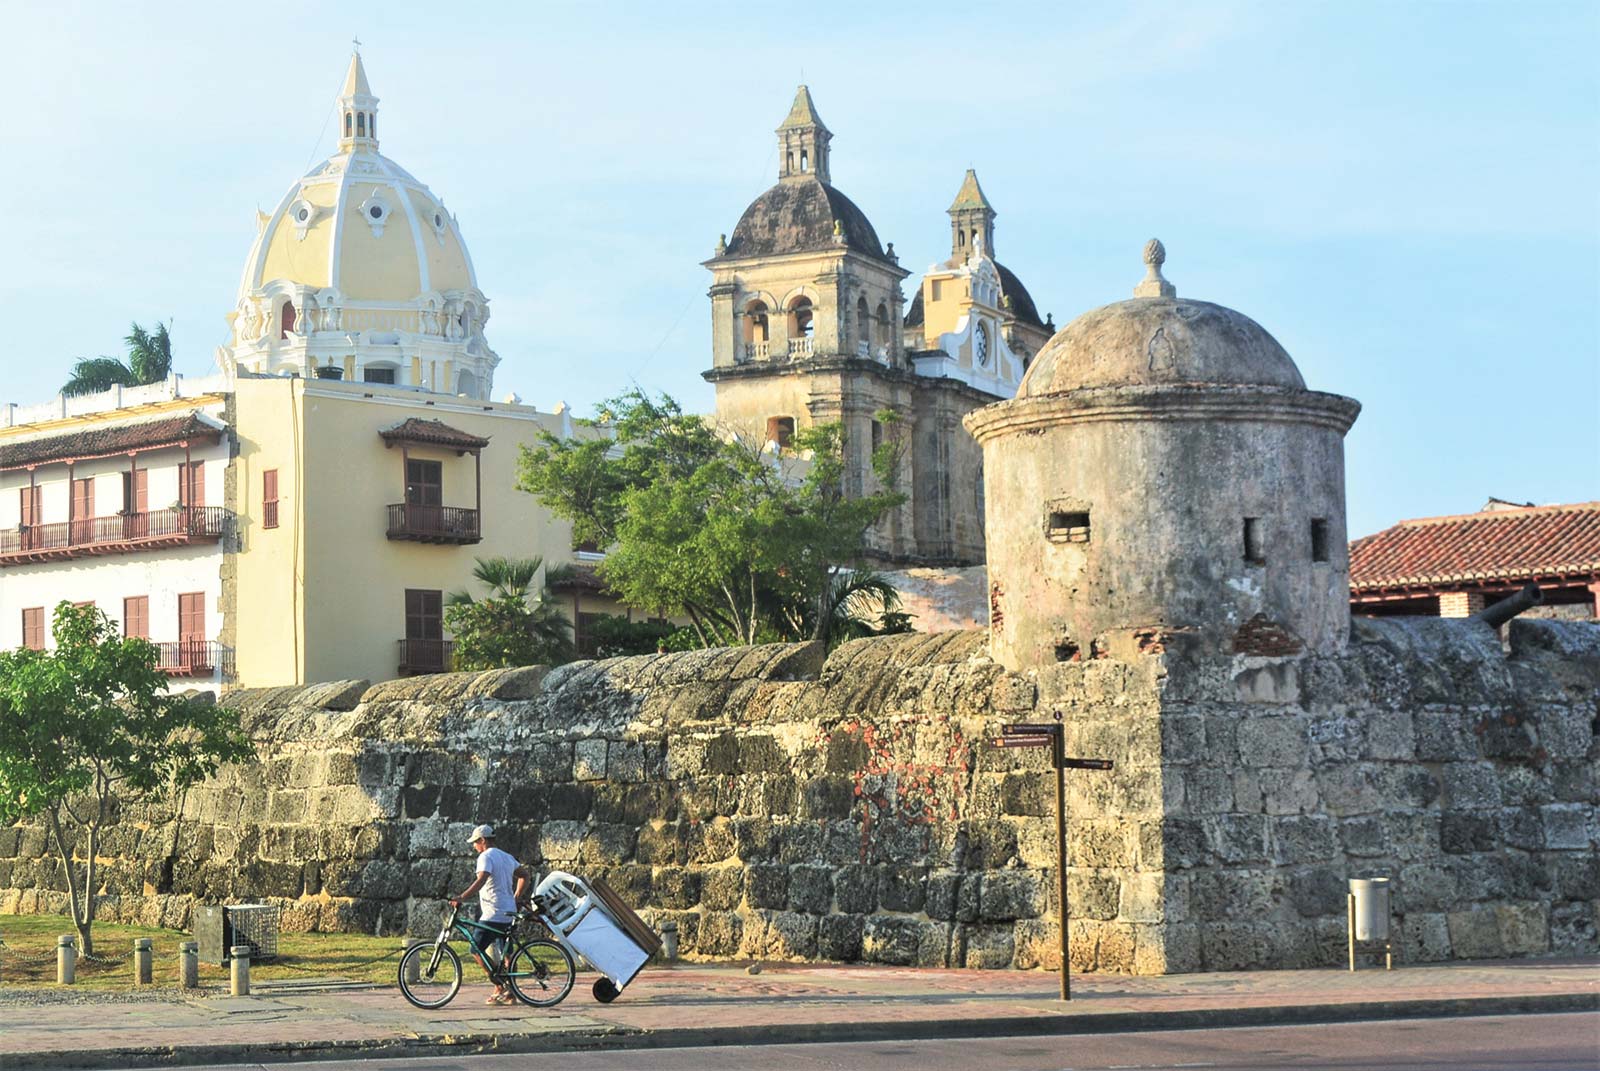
[1134,238,1176,298]
[715,233,727,256]
[886,241,897,263]
[832,219,845,245]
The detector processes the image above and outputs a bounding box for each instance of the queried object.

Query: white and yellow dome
[220,51,498,399]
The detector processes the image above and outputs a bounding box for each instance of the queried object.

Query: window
[766,416,795,451]
[123,596,149,639]
[19,485,41,527]
[263,469,280,529]
[280,300,296,339]
[122,469,148,514]
[1243,517,1265,564]
[21,607,45,650]
[405,589,443,641]
[178,592,205,643]
[406,460,442,507]
[856,296,869,349]
[800,149,808,172]
[931,280,943,301]
[179,462,205,509]
[875,302,890,350]
[72,476,94,527]
[345,112,352,137]
[871,420,883,453]
[1310,518,1330,562]
[743,301,769,344]
[357,113,366,137]
[315,364,343,380]
[363,366,397,384]
[788,297,814,338]
[369,115,375,138]
[1047,510,1091,544]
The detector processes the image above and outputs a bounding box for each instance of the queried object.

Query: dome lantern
[337,48,379,153]
[777,85,831,184]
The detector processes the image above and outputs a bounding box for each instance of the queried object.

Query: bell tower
[336,48,379,153]
[948,169,995,260]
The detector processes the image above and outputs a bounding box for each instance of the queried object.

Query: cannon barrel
[1468,582,1544,629]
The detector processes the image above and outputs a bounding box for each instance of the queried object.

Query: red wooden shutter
[72,477,94,539]
[178,592,205,643]
[180,462,205,508]
[263,469,279,529]
[21,608,45,650]
[134,470,148,513]
[19,486,40,525]
[123,596,150,639]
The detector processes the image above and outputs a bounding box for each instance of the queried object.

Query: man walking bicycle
[450,823,528,1005]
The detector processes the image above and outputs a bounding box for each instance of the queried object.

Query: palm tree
[62,322,174,397]
[814,568,911,646]
[448,556,574,662]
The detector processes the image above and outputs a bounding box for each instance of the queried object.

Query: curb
[11,991,1597,1070]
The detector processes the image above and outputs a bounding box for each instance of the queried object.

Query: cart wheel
[592,977,620,1003]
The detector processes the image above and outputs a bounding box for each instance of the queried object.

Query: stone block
[1499,807,1544,851]
[980,870,1044,920]
[1287,866,1346,918]
[786,865,832,913]
[878,866,928,912]
[1270,814,1341,864]
[1549,901,1599,956]
[761,911,819,959]
[962,924,1015,968]
[700,866,743,910]
[1541,804,1594,850]
[573,739,608,781]
[1159,716,1207,764]
[1258,768,1318,815]
[1210,815,1269,865]
[687,819,736,864]
[1117,872,1167,923]
[1495,902,1549,956]
[818,915,864,961]
[1184,767,1235,814]
[744,864,788,909]
[1189,869,1276,921]
[861,915,948,967]
[579,824,635,866]
[1440,763,1501,810]
[1440,813,1496,854]
[1446,907,1503,959]
[1316,764,1382,816]
[697,911,744,956]
[1068,871,1120,921]
[1237,716,1308,768]
[1552,853,1600,900]
[800,777,856,820]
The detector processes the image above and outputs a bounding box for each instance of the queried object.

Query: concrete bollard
[660,920,678,960]
[134,938,154,985]
[57,935,76,985]
[230,945,251,996]
[178,941,199,989]
[403,937,424,985]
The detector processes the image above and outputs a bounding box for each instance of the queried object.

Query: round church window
[369,205,383,219]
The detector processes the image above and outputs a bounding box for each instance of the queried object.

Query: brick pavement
[1,958,1595,1069]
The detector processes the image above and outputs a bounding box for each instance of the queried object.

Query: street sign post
[995,720,1113,1000]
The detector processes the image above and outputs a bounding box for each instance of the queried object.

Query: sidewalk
[3,958,1595,1069]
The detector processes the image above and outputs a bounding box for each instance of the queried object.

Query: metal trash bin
[535,870,661,1002]
[195,903,281,966]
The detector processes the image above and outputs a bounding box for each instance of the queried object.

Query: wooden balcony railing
[153,641,234,678]
[0,507,229,566]
[386,504,481,545]
[398,638,454,676]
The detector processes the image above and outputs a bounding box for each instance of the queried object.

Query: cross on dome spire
[777,85,831,184]
[337,49,379,152]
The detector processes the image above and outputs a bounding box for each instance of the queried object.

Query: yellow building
[1,50,626,689]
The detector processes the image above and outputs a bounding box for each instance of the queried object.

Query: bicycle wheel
[506,938,576,1007]
[398,941,463,1009]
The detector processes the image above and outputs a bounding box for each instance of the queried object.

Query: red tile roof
[378,418,489,451]
[0,414,222,471]
[1350,502,1600,592]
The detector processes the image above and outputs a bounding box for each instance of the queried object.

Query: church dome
[720,178,886,261]
[221,51,497,399]
[1017,240,1304,398]
[235,56,476,310]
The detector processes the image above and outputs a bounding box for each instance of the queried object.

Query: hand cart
[533,870,662,1002]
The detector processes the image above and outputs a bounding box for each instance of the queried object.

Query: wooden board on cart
[589,875,663,957]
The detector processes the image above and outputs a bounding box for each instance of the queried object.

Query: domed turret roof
[721,178,885,261]
[235,52,478,307]
[1017,240,1304,397]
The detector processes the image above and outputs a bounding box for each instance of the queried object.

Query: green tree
[517,390,907,648]
[62,321,174,396]
[0,603,254,955]
[443,556,574,670]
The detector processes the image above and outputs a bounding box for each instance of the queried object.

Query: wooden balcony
[154,641,234,679]
[0,507,229,567]
[398,638,454,676]
[386,503,481,544]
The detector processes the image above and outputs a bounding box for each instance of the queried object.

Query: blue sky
[2,1,1595,538]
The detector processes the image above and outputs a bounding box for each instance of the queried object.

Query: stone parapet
[2,620,1595,973]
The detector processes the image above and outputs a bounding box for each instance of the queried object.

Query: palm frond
[62,357,136,397]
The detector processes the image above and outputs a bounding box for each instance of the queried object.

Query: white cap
[469,824,495,843]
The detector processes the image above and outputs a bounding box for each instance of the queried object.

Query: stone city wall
[1,619,1595,973]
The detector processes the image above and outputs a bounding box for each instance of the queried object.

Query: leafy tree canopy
[62,321,174,397]
[517,390,909,648]
[0,604,254,954]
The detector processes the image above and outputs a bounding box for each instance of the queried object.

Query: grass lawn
[0,913,418,990]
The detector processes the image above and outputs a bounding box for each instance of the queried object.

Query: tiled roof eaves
[0,415,221,471]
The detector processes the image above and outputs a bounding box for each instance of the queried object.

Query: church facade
[704,89,1052,566]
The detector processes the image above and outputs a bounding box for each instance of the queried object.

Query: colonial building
[0,50,619,690]
[704,89,1051,566]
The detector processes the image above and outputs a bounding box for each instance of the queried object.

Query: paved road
[160,1012,1599,1071]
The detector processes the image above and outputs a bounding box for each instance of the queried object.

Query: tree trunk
[45,808,94,957]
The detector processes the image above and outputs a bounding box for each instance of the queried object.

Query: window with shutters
[179,462,205,509]
[21,607,45,650]
[123,596,149,639]
[19,485,41,526]
[405,589,443,640]
[263,469,280,529]
[405,460,442,507]
[123,469,148,514]
[178,592,205,642]
[72,477,94,520]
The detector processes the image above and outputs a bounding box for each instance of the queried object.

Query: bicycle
[397,901,576,1009]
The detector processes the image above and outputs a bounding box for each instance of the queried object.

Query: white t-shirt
[476,846,519,924]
